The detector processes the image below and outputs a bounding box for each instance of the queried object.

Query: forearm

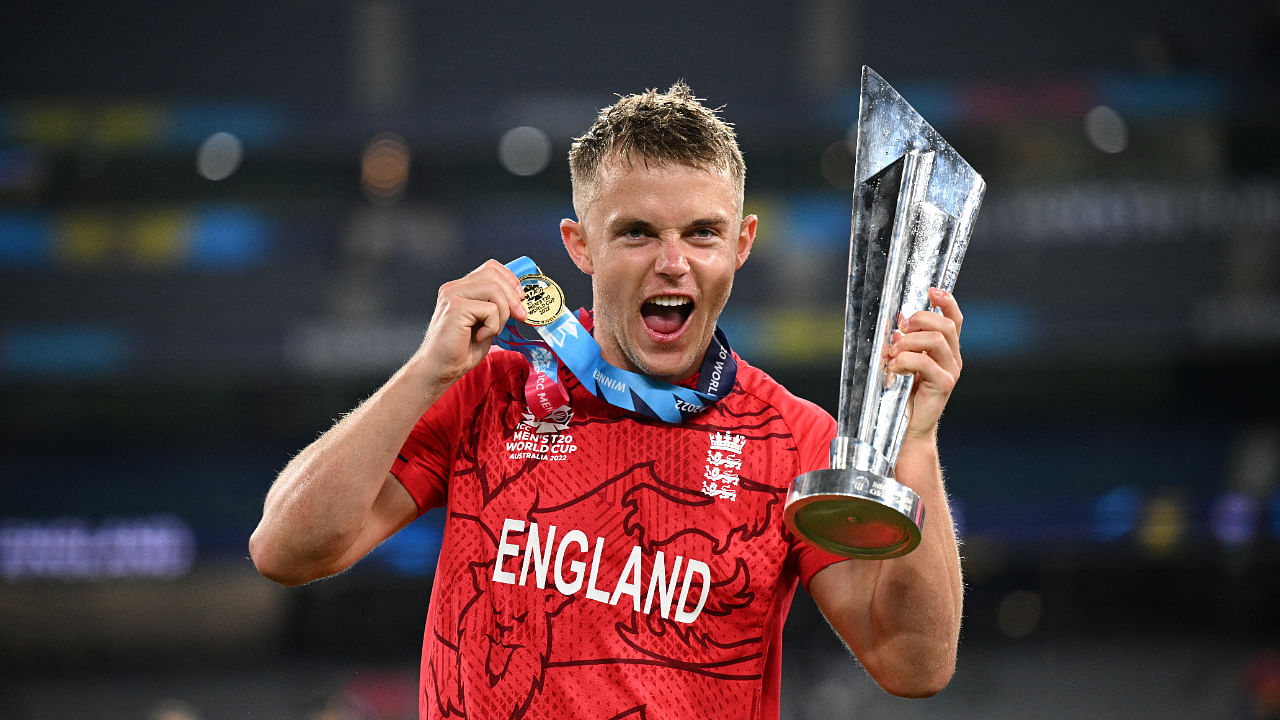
[861,433,963,691]
[249,355,446,583]
[809,432,963,697]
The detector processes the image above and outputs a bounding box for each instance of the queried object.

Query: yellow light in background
[16,102,166,150]
[360,132,410,205]
[742,193,784,251]
[17,102,86,149]
[764,310,844,363]
[130,212,187,267]
[819,139,855,190]
[94,105,165,149]
[1138,493,1187,556]
[59,213,114,266]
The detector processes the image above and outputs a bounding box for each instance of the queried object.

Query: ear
[735,214,757,270]
[561,218,595,274]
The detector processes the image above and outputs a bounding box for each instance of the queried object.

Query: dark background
[2,1,1279,718]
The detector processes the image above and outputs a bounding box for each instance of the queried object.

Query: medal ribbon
[495,256,737,424]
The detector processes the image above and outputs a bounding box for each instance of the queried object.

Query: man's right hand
[415,259,529,388]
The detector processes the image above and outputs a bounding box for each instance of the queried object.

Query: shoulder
[482,346,530,372]
[729,354,836,462]
[465,347,529,386]
[427,348,528,411]
[732,354,834,427]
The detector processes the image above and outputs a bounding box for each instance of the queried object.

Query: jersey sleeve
[390,352,504,514]
[778,393,851,590]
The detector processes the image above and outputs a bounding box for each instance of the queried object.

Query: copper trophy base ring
[783,468,924,559]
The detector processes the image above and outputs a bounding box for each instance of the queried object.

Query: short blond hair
[569,81,746,214]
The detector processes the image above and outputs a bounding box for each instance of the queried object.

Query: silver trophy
[783,67,985,559]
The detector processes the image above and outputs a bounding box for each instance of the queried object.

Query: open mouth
[641,295,693,337]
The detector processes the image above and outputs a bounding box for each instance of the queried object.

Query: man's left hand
[886,287,963,441]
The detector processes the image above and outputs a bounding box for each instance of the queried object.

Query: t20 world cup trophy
[782,67,985,559]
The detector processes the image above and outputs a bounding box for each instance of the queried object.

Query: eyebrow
[607,215,733,233]
[687,216,733,228]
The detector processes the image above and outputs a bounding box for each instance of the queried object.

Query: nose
[653,236,690,278]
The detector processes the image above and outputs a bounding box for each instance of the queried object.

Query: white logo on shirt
[492,518,711,624]
[508,406,577,462]
[519,405,573,435]
[702,432,745,501]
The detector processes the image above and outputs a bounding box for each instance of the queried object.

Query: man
[251,82,964,719]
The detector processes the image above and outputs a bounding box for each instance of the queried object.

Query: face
[561,156,755,384]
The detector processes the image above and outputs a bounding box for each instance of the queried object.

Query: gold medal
[518,273,565,326]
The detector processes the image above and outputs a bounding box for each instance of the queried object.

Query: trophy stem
[833,151,935,472]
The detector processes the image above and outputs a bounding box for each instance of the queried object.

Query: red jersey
[392,348,844,720]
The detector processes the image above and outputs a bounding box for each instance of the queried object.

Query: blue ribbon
[496,256,736,424]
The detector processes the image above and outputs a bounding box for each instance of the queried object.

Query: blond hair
[569,81,746,214]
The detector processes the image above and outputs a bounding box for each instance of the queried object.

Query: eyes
[620,225,722,243]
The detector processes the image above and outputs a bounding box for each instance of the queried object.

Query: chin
[634,350,699,383]
[620,321,706,382]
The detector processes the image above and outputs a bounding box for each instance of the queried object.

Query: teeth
[647,296,690,307]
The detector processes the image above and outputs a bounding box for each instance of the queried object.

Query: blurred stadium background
[2,1,1279,718]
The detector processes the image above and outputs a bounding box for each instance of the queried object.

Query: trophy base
[783,468,924,559]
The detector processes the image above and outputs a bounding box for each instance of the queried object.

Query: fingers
[886,331,955,386]
[441,260,527,329]
[419,260,528,382]
[891,289,962,376]
[464,259,528,325]
[886,289,964,438]
[928,287,963,335]
[463,297,503,344]
[927,288,962,366]
[886,291,962,401]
